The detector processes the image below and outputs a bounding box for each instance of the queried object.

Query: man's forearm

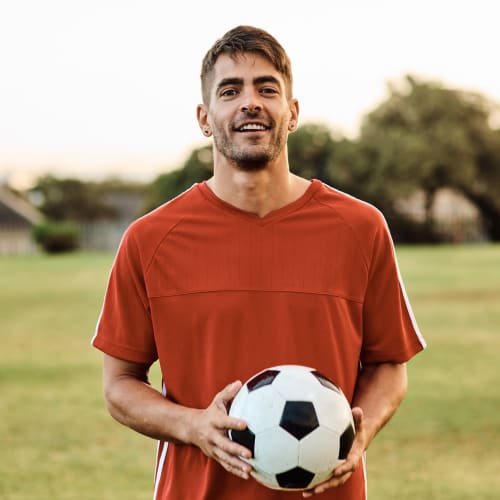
[104,371,197,444]
[351,362,408,447]
[102,354,199,445]
[102,354,253,480]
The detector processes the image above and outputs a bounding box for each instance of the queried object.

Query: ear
[196,104,212,137]
[288,98,299,132]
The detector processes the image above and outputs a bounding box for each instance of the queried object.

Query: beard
[212,118,288,171]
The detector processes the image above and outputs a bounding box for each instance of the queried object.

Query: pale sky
[1,0,499,188]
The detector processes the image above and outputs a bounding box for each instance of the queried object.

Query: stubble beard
[212,120,288,172]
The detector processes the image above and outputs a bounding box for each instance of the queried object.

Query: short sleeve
[92,227,158,364]
[361,214,426,364]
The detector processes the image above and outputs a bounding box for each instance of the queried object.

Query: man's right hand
[187,381,253,480]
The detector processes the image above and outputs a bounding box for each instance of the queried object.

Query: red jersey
[92,179,425,500]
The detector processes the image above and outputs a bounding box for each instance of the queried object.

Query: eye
[260,86,279,95]
[220,88,238,98]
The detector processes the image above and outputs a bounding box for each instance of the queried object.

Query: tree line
[30,75,500,243]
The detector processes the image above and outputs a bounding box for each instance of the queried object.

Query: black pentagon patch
[229,427,255,457]
[280,401,319,440]
[247,369,280,392]
[276,466,315,489]
[311,370,342,394]
[338,423,355,459]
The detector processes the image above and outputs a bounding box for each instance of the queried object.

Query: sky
[1,0,499,189]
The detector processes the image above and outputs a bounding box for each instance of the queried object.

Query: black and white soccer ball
[228,364,355,491]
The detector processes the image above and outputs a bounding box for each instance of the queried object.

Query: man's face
[201,53,297,170]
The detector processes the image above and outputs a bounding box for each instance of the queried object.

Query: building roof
[0,186,44,226]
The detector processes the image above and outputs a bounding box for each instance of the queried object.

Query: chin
[230,148,279,171]
[232,158,269,171]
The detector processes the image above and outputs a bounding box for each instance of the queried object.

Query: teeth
[239,124,266,131]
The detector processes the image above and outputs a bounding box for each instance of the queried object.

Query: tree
[287,122,336,182]
[143,145,213,213]
[337,75,500,240]
[458,127,500,239]
[30,176,149,224]
[30,175,118,222]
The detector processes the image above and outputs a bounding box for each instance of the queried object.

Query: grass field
[1,245,499,499]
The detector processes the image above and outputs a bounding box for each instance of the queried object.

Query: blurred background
[1,1,499,499]
[1,0,500,251]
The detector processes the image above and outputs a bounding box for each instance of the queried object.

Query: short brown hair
[200,25,293,104]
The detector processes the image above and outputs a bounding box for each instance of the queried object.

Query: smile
[237,123,268,132]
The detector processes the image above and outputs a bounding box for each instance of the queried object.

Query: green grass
[1,246,499,499]
[0,253,160,500]
[368,245,500,499]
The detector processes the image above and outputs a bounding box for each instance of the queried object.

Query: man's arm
[102,353,252,479]
[303,362,408,497]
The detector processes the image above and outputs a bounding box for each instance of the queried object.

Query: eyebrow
[216,75,282,93]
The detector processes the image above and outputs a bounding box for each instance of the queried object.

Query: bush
[33,222,81,253]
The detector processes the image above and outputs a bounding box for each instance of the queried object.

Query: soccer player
[92,25,426,499]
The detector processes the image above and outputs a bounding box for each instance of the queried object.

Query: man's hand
[302,362,408,496]
[102,355,253,480]
[188,381,253,480]
[302,407,366,497]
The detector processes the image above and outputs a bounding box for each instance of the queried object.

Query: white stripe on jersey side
[362,452,368,500]
[391,241,426,348]
[319,181,426,350]
[91,182,200,349]
[153,382,169,500]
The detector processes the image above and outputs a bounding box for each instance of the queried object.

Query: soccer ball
[228,364,355,491]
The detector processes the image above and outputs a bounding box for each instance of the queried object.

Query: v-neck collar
[197,179,321,226]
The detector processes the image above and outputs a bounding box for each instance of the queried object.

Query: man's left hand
[302,407,366,497]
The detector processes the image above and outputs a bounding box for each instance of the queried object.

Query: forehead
[212,53,285,88]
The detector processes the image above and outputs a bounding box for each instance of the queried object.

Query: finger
[332,446,362,478]
[218,456,250,479]
[214,381,242,411]
[214,430,253,460]
[225,416,248,432]
[210,410,247,433]
[302,471,354,497]
[213,446,252,479]
[332,407,365,478]
[214,444,252,469]
[351,406,364,430]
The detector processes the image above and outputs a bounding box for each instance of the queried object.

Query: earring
[204,128,211,136]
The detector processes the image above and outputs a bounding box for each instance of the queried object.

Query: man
[92,25,426,499]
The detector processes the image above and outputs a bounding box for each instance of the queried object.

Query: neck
[207,156,310,217]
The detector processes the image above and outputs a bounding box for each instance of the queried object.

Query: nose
[240,89,262,113]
